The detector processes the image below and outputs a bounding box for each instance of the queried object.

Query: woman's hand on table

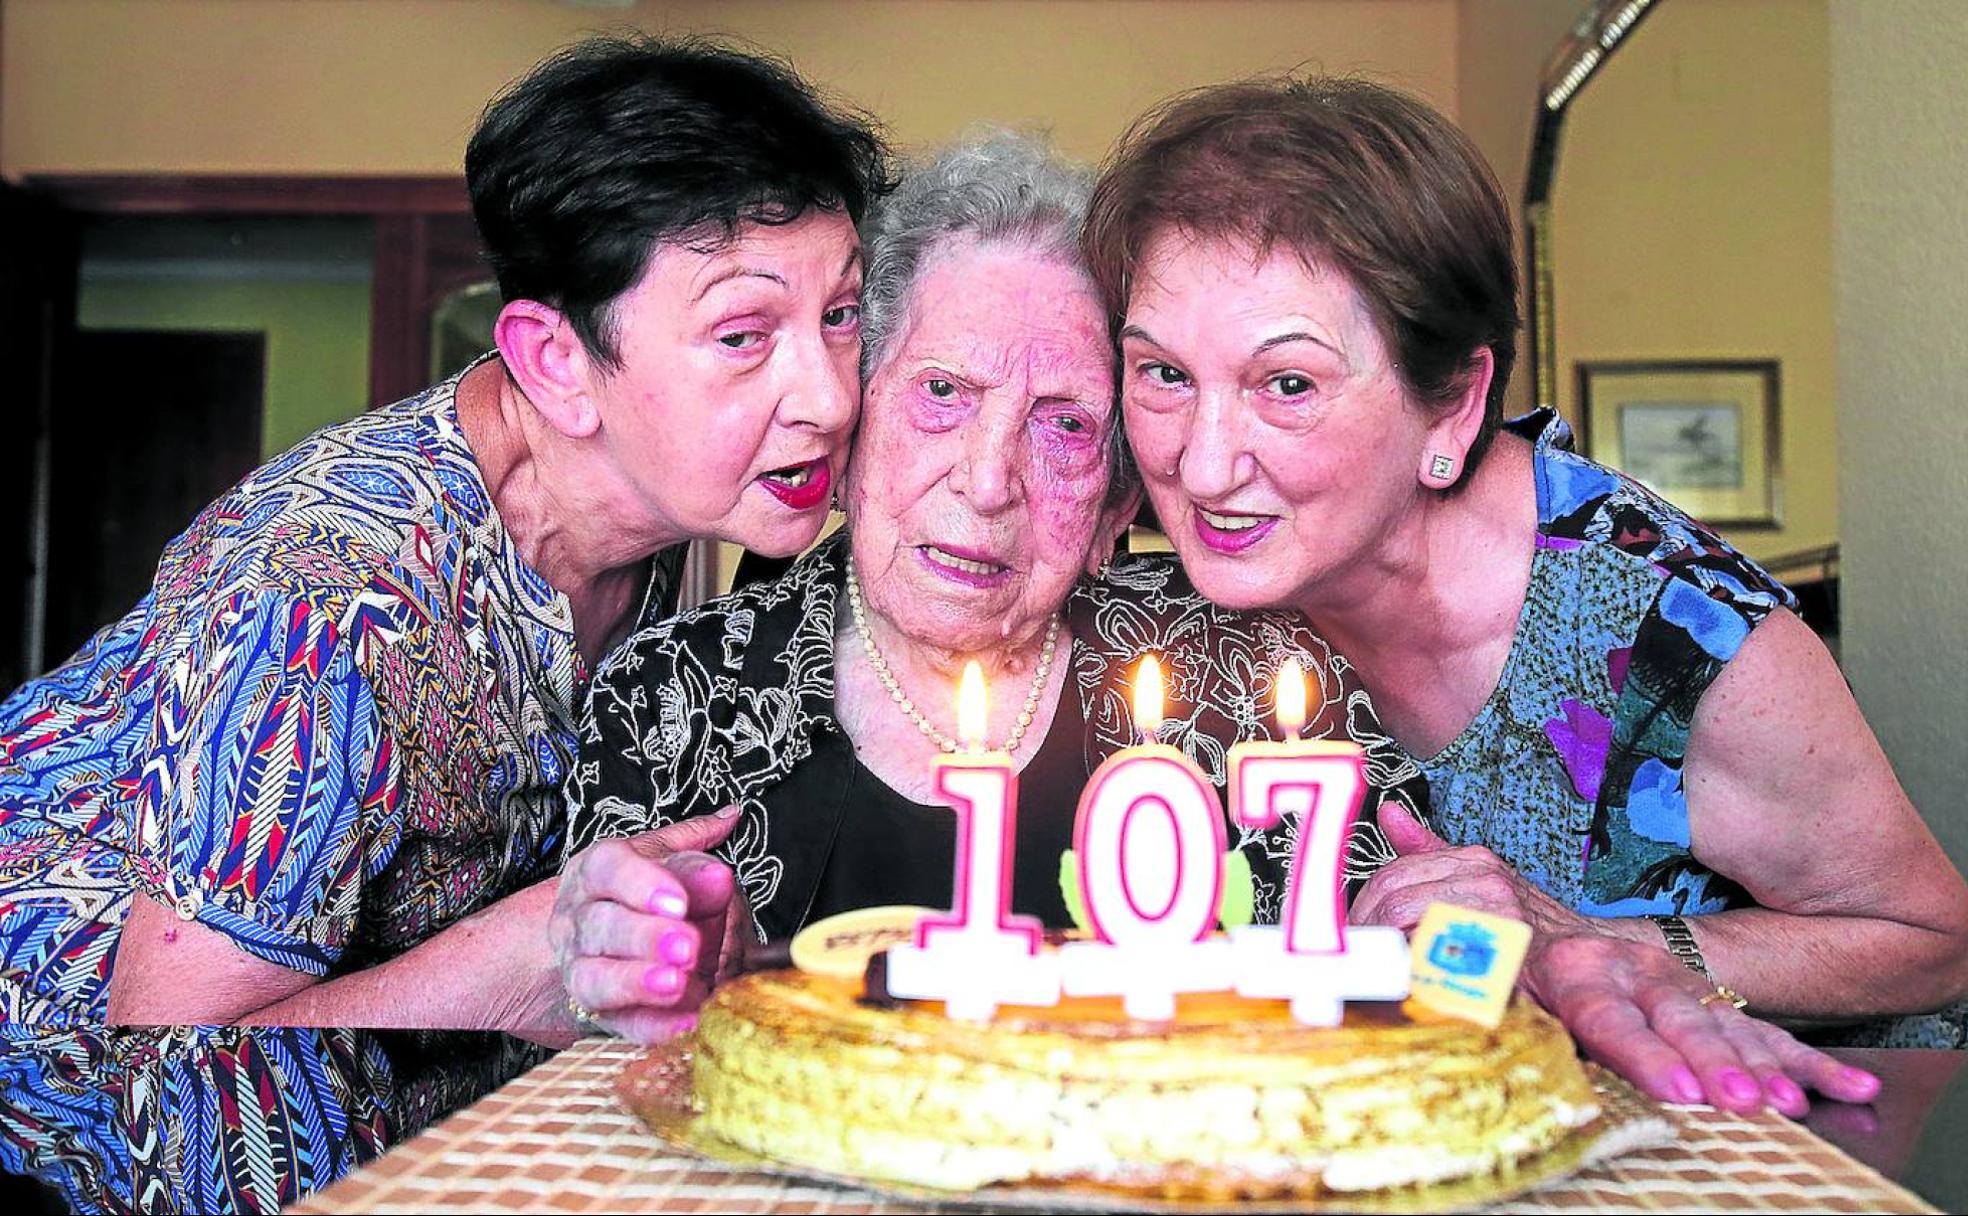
[550,807,752,1043]
[1523,931,1880,1117]
[1355,803,1882,1117]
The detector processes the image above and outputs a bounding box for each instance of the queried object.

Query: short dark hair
[467,35,894,367]
[1084,76,1518,477]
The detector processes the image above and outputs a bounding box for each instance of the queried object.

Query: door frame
[27,174,478,406]
[7,175,482,683]
[0,183,78,692]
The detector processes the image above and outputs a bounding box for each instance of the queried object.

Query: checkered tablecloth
[289,1037,1938,1214]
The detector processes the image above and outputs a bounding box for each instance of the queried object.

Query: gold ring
[1698,986,1749,1010]
[566,995,600,1027]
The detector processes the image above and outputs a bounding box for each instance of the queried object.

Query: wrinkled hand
[1356,804,1881,1116]
[1351,803,1591,941]
[1526,933,1878,1115]
[549,807,756,1043]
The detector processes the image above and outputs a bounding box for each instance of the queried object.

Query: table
[290,1039,1962,1214]
[1809,1048,1967,1210]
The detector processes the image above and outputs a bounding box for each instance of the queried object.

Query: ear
[1417,346,1494,489]
[493,299,604,440]
[1084,483,1144,577]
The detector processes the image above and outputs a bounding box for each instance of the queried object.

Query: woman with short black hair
[0,35,889,1212]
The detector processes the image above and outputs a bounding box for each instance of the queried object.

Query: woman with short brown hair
[1086,75,1968,1113]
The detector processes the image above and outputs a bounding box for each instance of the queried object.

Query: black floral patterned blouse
[565,533,1425,936]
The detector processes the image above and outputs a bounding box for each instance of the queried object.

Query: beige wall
[1548,0,1835,565]
[1455,0,1586,417]
[2,0,1459,176]
[1831,0,1968,866]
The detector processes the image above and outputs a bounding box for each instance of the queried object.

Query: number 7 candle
[1228,658,1409,1023]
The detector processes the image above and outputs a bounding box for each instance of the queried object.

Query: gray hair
[859,130,1137,507]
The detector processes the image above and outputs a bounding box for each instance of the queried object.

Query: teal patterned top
[1412,410,1795,918]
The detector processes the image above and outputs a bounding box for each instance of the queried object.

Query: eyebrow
[692,248,863,303]
[693,266,784,302]
[1252,330,1341,359]
[1118,324,1340,361]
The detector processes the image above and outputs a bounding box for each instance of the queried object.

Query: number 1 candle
[884,661,1061,1018]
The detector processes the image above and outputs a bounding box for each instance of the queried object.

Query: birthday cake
[678,965,1601,1200]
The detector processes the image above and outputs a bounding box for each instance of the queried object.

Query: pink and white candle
[1228,659,1409,1024]
[1058,656,1234,1020]
[884,661,1061,1018]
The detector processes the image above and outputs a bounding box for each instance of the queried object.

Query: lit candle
[1059,656,1234,1020]
[1229,658,1360,953]
[884,660,1061,1018]
[1227,659,1409,1024]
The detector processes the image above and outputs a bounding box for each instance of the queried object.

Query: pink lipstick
[1193,509,1279,554]
[916,543,1014,589]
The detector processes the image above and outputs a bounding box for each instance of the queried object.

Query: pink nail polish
[650,892,688,919]
[1670,1066,1703,1104]
[644,966,684,996]
[1767,1076,1804,1107]
[659,929,696,967]
[1841,1066,1881,1096]
[1719,1068,1760,1104]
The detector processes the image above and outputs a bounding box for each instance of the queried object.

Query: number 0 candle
[1059,655,1234,1019]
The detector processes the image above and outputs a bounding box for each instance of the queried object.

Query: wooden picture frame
[1576,359,1782,529]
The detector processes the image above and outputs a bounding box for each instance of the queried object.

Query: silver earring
[1429,454,1455,480]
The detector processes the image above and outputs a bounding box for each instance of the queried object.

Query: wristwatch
[1646,914,1748,1010]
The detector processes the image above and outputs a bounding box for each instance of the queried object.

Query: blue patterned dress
[1410,410,1964,1048]
[1412,409,1794,917]
[0,361,672,1211]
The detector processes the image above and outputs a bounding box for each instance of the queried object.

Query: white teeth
[924,546,1004,576]
[1198,508,1266,532]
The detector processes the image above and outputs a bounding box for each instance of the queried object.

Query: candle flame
[957,660,988,749]
[1133,655,1166,738]
[1276,658,1308,735]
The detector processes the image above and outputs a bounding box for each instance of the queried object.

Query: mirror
[1529,0,1839,641]
[429,279,501,383]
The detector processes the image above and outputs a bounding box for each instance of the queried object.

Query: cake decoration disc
[790,905,938,979]
[619,1038,1674,1214]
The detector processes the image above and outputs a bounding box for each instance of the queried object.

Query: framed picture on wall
[1576,359,1782,529]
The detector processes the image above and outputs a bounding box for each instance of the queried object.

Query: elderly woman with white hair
[546,132,1428,1039]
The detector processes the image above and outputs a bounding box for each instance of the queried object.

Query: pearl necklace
[844,562,1059,755]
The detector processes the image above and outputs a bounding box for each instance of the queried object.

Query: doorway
[1,176,486,695]
[42,330,265,665]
